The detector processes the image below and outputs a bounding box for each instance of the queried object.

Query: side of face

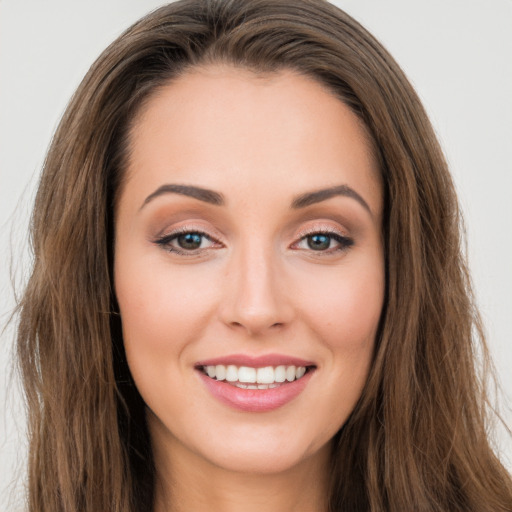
[114,65,385,475]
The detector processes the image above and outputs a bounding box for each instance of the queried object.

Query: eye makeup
[293,231,353,253]
[153,225,224,256]
[152,224,354,259]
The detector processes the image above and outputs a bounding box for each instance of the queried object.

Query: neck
[151,426,331,512]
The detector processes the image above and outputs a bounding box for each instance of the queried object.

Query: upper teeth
[204,365,307,384]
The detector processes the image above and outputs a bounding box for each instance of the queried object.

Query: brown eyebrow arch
[141,184,225,209]
[291,184,372,215]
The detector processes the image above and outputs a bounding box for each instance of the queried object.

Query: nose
[218,243,294,336]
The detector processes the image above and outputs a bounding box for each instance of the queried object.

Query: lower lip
[198,370,314,412]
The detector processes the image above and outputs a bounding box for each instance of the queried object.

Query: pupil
[178,233,202,249]
[308,234,330,250]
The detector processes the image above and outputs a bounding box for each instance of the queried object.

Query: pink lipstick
[195,354,316,412]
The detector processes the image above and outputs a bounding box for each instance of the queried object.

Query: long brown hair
[16,0,512,510]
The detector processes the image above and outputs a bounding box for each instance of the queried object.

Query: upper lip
[195,353,316,368]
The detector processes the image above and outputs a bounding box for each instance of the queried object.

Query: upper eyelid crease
[295,225,347,236]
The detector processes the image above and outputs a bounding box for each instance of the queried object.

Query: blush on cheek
[302,274,382,347]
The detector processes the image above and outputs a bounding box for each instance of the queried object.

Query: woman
[16,0,512,510]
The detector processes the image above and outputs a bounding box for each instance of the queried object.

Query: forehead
[121,65,382,217]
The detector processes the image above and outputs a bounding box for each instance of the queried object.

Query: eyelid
[151,220,353,256]
[153,219,224,241]
[294,225,347,239]
[290,223,354,254]
[292,221,351,242]
[152,224,224,255]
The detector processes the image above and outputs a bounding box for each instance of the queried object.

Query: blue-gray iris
[308,234,331,251]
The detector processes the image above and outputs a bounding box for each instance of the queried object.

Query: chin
[200,435,331,475]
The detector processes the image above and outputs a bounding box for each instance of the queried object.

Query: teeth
[238,366,256,383]
[225,365,238,382]
[296,366,306,379]
[203,364,309,385]
[215,364,226,381]
[231,382,281,390]
[256,366,275,384]
[275,365,286,382]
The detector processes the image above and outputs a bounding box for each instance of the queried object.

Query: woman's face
[114,66,384,475]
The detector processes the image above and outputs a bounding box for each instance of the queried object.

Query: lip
[196,354,316,412]
[195,353,316,368]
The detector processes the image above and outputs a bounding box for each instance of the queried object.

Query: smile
[200,364,309,389]
[195,356,316,412]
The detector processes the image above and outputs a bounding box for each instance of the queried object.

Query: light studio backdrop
[1,1,511,510]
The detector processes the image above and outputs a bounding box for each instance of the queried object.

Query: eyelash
[153,227,221,256]
[153,227,354,256]
[291,229,354,254]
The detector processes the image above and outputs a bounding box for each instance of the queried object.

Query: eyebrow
[141,184,225,209]
[291,184,372,215]
[140,182,372,215]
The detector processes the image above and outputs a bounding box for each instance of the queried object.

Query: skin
[114,65,385,512]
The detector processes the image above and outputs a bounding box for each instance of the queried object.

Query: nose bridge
[221,235,291,334]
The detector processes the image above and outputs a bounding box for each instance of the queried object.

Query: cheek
[114,252,220,378]
[281,256,384,444]
[295,256,384,354]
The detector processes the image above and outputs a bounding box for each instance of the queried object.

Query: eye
[306,233,333,251]
[293,231,354,253]
[175,232,208,250]
[154,229,220,255]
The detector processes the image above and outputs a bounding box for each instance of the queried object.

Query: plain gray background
[1,0,511,509]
